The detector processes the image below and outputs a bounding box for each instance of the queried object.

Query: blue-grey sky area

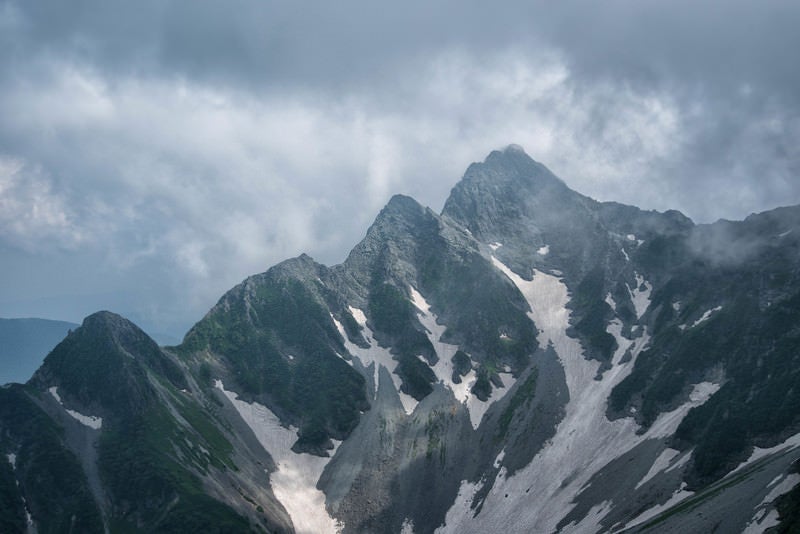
[1,0,799,341]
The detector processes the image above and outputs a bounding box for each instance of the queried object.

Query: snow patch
[400,518,415,534]
[624,483,693,530]
[410,286,511,429]
[689,305,723,329]
[48,386,102,429]
[465,371,515,430]
[672,301,681,312]
[627,273,652,319]
[65,410,103,430]
[744,509,780,534]
[743,474,800,534]
[635,448,681,489]
[689,382,719,403]
[336,312,417,414]
[489,242,502,251]
[348,306,367,327]
[6,453,32,526]
[621,248,630,262]
[665,450,692,473]
[563,500,613,533]
[606,318,639,366]
[626,234,636,241]
[215,381,342,534]
[439,479,483,532]
[537,245,550,256]
[493,449,506,469]
[732,431,800,475]
[605,293,617,312]
[764,473,800,503]
[778,229,792,238]
[646,382,720,440]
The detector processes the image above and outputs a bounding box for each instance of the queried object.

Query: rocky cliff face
[2,146,799,533]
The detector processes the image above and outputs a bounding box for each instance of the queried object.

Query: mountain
[2,146,799,533]
[0,318,78,385]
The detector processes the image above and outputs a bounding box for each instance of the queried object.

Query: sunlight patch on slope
[215,381,342,534]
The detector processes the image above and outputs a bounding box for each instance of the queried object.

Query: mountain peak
[503,143,526,153]
[382,193,425,218]
[363,194,431,242]
[81,310,134,331]
[30,310,186,411]
[441,145,581,248]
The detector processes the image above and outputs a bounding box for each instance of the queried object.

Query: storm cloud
[1,0,798,339]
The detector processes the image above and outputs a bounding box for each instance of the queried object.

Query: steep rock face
[330,193,539,397]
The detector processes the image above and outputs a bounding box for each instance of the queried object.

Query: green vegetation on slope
[369,281,436,400]
[182,268,369,450]
[0,386,103,533]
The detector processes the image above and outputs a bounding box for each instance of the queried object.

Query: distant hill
[0,318,78,384]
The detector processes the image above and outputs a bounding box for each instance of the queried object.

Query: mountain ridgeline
[2,145,799,533]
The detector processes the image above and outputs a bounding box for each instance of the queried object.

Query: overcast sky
[1,0,799,341]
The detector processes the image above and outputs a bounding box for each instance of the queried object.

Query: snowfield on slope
[48,386,103,429]
[627,273,652,319]
[743,472,800,533]
[332,309,418,414]
[215,381,342,534]
[680,305,723,330]
[410,286,515,429]
[437,259,718,534]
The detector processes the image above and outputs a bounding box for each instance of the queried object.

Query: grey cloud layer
[1,0,798,337]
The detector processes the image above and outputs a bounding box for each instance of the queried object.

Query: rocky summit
[2,146,799,533]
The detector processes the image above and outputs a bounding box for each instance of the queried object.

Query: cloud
[0,158,86,251]
[0,1,798,337]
